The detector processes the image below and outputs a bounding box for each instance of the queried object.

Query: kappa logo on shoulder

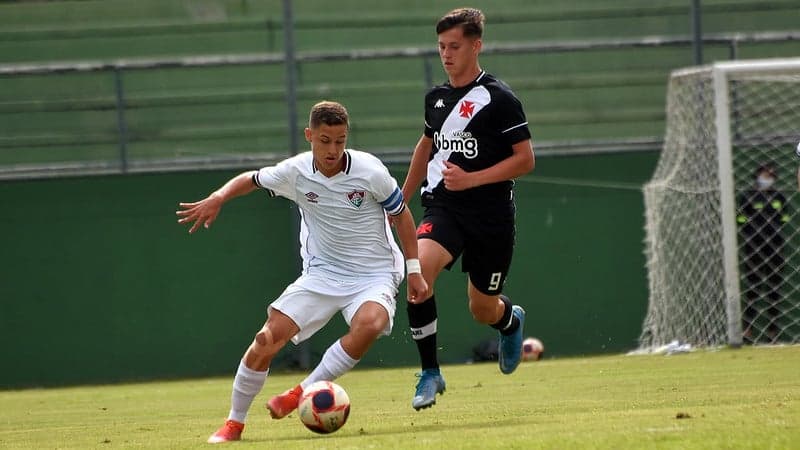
[434,99,445,109]
[347,190,366,208]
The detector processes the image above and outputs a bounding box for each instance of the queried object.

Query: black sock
[491,295,519,336]
[407,295,439,370]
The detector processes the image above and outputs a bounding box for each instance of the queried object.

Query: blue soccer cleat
[411,368,446,410]
[498,305,526,374]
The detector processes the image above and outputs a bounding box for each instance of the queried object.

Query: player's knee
[252,327,282,356]
[254,328,269,346]
[356,324,383,342]
[352,310,388,339]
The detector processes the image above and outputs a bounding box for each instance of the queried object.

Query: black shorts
[417,205,516,295]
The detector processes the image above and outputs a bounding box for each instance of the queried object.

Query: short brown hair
[755,163,777,178]
[309,101,349,129]
[436,8,484,38]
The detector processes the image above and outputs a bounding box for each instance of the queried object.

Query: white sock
[300,340,359,389]
[228,360,268,423]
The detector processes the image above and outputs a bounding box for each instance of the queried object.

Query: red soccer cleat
[207,419,244,444]
[266,385,303,419]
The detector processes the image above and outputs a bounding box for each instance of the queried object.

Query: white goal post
[641,57,800,349]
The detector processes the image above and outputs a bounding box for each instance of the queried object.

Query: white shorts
[269,272,400,344]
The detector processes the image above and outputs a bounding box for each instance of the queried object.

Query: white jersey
[253,150,406,281]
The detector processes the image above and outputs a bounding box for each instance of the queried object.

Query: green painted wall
[0,171,294,387]
[0,151,658,388]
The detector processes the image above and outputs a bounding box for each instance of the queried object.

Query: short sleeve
[253,158,297,201]
[423,90,435,138]
[370,160,405,216]
[493,90,531,146]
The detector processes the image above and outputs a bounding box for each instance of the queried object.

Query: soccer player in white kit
[177,101,427,443]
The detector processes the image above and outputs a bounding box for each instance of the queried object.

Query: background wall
[0,170,294,386]
[1,0,797,388]
[0,152,657,388]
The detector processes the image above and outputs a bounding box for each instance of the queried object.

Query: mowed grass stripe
[0,345,797,449]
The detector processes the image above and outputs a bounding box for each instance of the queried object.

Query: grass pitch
[1,346,798,449]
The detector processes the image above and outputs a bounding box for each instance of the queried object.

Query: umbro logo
[434,99,445,108]
[305,192,319,203]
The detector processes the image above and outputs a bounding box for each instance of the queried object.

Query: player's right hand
[406,273,429,304]
[176,192,224,234]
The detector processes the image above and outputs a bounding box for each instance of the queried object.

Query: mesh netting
[640,61,800,349]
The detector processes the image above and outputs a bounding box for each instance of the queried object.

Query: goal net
[640,58,800,349]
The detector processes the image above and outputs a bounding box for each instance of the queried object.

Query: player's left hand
[442,160,475,191]
[406,273,429,304]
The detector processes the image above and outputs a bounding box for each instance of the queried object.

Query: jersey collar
[447,70,486,89]
[311,150,352,175]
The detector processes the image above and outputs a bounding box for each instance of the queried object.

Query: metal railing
[1,30,798,180]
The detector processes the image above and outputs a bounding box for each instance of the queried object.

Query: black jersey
[737,188,788,247]
[421,70,531,214]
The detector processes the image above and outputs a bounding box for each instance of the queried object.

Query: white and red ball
[297,381,351,434]
[521,337,544,361]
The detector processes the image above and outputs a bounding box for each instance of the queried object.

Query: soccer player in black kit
[400,8,535,410]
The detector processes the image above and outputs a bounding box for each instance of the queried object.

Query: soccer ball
[297,381,351,434]
[521,337,544,361]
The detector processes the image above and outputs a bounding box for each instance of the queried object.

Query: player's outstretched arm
[176,170,258,233]
[391,205,428,302]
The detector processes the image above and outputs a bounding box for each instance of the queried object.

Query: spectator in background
[737,163,788,343]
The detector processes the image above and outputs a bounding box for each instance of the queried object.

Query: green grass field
[1,346,798,449]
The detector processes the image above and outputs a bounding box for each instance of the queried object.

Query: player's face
[438,27,481,84]
[305,123,348,177]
